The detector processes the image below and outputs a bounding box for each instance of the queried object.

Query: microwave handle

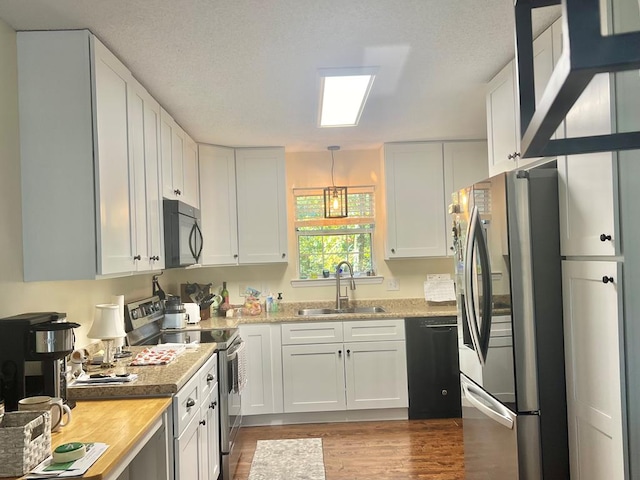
[188,222,202,262]
[194,222,203,262]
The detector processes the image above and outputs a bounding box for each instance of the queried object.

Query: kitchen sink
[297,306,386,316]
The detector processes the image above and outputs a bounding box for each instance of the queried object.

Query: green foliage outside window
[295,188,375,279]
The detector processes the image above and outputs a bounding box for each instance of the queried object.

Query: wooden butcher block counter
[9,397,171,480]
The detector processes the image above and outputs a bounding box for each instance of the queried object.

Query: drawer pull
[210,401,217,410]
[602,276,614,284]
[206,373,214,383]
[199,419,206,426]
[600,233,612,242]
[186,398,196,408]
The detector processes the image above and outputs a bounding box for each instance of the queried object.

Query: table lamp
[88,304,126,367]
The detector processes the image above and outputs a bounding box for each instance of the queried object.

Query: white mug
[18,395,72,432]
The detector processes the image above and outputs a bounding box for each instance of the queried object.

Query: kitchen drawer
[173,367,202,437]
[281,321,343,345]
[343,319,405,342]
[199,353,218,406]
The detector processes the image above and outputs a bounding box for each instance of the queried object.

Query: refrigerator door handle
[462,376,514,430]
[464,205,493,365]
[464,206,483,360]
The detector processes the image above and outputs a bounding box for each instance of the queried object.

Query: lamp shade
[88,304,126,339]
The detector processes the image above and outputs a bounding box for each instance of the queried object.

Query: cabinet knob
[600,234,612,242]
[206,373,214,383]
[338,349,342,356]
[507,152,521,160]
[174,189,182,195]
[210,401,217,410]
[282,253,286,258]
[347,349,351,356]
[391,248,396,254]
[199,419,206,426]
[133,255,141,261]
[186,398,196,408]
[441,389,448,396]
[449,246,454,251]
[602,276,614,284]
[234,254,238,259]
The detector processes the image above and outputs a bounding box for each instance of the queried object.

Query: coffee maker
[0,312,80,410]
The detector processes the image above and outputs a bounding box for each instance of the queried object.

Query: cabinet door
[174,415,202,480]
[160,109,186,202]
[183,135,200,209]
[93,38,136,275]
[282,344,346,413]
[517,27,554,170]
[562,261,625,479]
[198,144,239,265]
[235,147,288,263]
[203,386,220,480]
[127,82,150,271]
[384,142,447,258]
[344,340,408,410]
[443,141,488,254]
[486,61,519,177]
[143,92,164,270]
[127,81,164,273]
[239,324,284,415]
[558,152,618,256]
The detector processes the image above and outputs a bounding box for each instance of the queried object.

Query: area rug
[248,438,326,480]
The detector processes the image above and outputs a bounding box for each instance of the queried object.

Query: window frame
[293,186,376,280]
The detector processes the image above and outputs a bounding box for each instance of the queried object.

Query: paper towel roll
[110,295,126,348]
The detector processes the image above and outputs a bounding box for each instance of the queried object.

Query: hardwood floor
[232,418,464,480]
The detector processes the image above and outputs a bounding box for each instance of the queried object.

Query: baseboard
[241,408,408,427]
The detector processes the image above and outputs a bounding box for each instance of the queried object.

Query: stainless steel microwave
[163,199,203,268]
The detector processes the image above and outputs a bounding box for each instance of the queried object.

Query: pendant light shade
[324,186,348,218]
[324,146,348,218]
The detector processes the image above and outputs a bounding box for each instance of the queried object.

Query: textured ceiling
[0,0,560,152]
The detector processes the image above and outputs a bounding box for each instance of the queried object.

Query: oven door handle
[226,340,244,361]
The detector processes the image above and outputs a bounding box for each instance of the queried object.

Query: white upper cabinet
[384,142,447,259]
[235,147,288,264]
[486,61,520,177]
[199,145,288,265]
[127,79,165,272]
[443,141,488,255]
[183,136,200,209]
[198,144,239,265]
[485,20,561,174]
[160,109,200,208]
[17,30,141,280]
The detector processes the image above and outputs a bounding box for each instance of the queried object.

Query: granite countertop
[185,298,460,328]
[67,343,217,400]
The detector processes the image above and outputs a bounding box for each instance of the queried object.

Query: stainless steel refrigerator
[451,167,569,479]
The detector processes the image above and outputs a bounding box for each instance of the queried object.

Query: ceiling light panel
[318,67,377,127]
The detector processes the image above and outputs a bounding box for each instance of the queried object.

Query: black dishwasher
[405,316,462,419]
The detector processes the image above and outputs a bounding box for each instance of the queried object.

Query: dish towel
[237,341,247,392]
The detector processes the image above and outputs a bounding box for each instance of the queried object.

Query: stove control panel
[125,296,164,331]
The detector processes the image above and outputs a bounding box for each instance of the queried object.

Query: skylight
[318,68,377,127]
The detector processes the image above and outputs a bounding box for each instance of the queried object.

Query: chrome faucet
[336,261,356,310]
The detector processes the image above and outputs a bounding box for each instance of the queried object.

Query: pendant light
[323,146,348,218]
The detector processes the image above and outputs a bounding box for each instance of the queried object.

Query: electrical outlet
[387,278,400,291]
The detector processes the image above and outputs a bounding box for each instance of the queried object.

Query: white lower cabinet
[282,343,347,413]
[281,319,408,414]
[172,354,219,480]
[562,260,625,479]
[344,340,408,410]
[239,324,284,416]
